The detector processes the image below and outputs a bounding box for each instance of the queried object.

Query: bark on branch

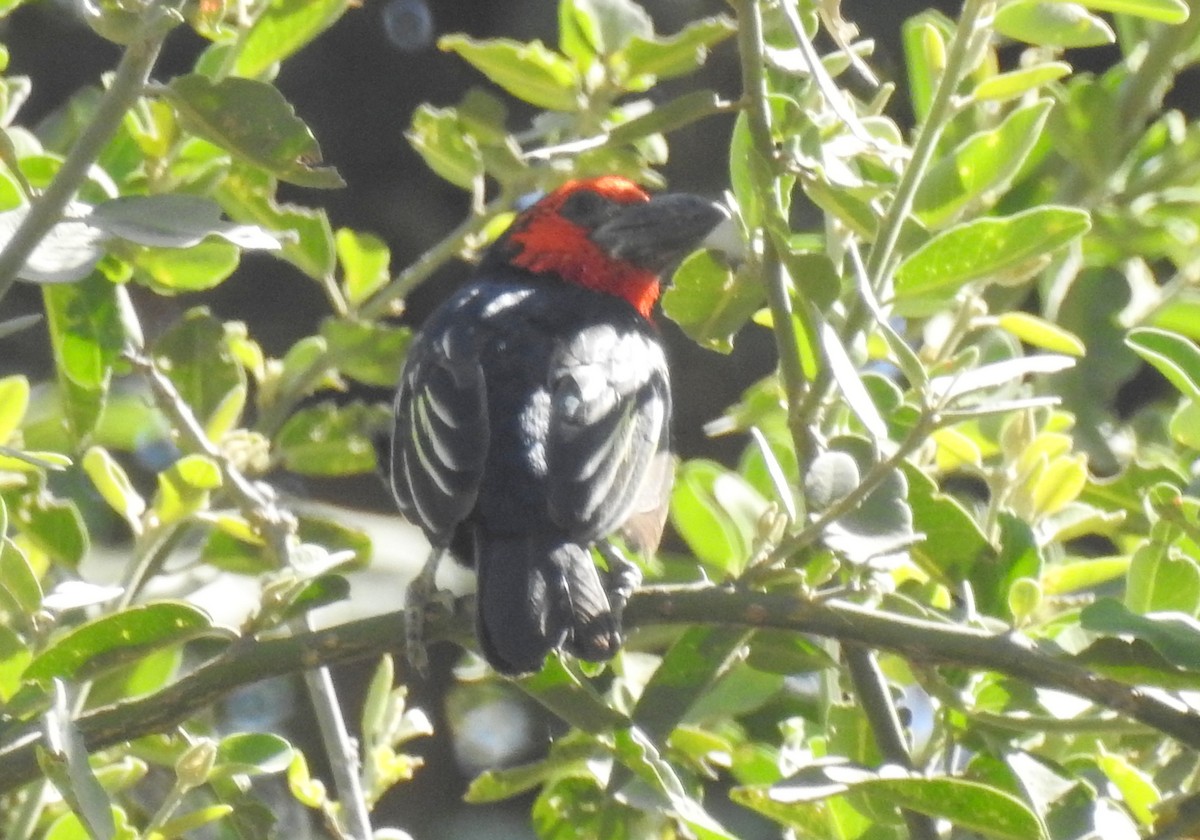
[2,585,1198,795]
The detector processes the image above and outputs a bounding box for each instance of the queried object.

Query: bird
[388,175,738,675]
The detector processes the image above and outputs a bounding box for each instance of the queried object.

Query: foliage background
[6,0,1200,839]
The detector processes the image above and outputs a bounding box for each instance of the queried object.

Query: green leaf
[216,163,336,280]
[517,656,628,732]
[902,12,954,124]
[1073,636,1200,689]
[997,312,1086,356]
[155,805,234,839]
[670,459,770,576]
[15,493,88,567]
[1126,326,1200,399]
[215,732,293,776]
[25,602,220,683]
[42,274,125,440]
[995,1,1115,48]
[279,574,351,621]
[1169,399,1200,449]
[560,0,602,63]
[737,771,1046,840]
[1,536,41,614]
[974,63,1073,102]
[40,685,117,840]
[406,104,482,190]
[88,645,182,707]
[612,727,735,840]
[1096,750,1160,826]
[287,751,327,808]
[276,334,329,398]
[973,513,1043,619]
[90,195,279,250]
[133,238,240,294]
[199,527,272,575]
[621,16,736,80]
[0,205,106,284]
[0,624,31,701]
[468,738,597,803]
[871,775,1047,839]
[155,454,223,524]
[1072,0,1189,22]
[336,228,390,307]
[823,323,888,442]
[810,438,914,564]
[914,99,1054,228]
[167,74,343,189]
[275,401,389,476]
[663,251,761,353]
[439,35,580,112]
[0,373,29,443]
[1082,598,1200,669]
[152,308,246,428]
[902,463,992,583]
[684,661,785,722]
[895,207,1091,299]
[232,0,349,78]
[732,781,866,836]
[361,655,395,744]
[1126,524,1200,615]
[744,630,836,675]
[297,515,372,568]
[633,626,751,743]
[568,0,652,57]
[319,318,411,387]
[1041,555,1129,594]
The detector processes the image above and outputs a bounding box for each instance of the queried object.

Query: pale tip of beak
[701,209,746,265]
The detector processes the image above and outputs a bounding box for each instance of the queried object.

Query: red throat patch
[507,177,662,320]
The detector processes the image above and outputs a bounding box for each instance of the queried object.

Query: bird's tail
[475,536,621,675]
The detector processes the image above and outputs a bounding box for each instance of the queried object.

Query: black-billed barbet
[389,176,737,674]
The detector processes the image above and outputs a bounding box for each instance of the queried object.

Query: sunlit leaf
[439,35,580,112]
[168,74,343,189]
[663,251,761,353]
[895,207,1090,299]
[1126,327,1200,399]
[232,0,350,78]
[25,602,221,683]
[995,1,1115,48]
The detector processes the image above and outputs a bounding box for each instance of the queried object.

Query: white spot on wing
[522,388,551,477]
[480,288,535,319]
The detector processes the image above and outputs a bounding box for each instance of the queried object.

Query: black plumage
[390,177,731,674]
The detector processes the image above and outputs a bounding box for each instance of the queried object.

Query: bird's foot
[405,550,448,676]
[597,541,643,628]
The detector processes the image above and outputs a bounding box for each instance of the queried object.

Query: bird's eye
[559,190,617,228]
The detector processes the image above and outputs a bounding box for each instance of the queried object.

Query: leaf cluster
[5,0,1200,838]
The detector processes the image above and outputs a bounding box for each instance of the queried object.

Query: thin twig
[844,643,938,840]
[129,350,375,840]
[732,0,818,466]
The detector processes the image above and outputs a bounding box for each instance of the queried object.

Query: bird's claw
[598,541,643,625]
[405,550,448,676]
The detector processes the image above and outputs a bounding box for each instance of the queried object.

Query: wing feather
[390,321,489,542]
[545,324,670,542]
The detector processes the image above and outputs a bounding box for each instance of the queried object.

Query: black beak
[591,194,742,275]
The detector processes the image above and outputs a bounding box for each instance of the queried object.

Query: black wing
[390,318,489,544]
[545,322,671,543]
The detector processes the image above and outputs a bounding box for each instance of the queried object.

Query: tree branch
[2,587,1198,795]
[0,10,174,309]
[844,643,938,840]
